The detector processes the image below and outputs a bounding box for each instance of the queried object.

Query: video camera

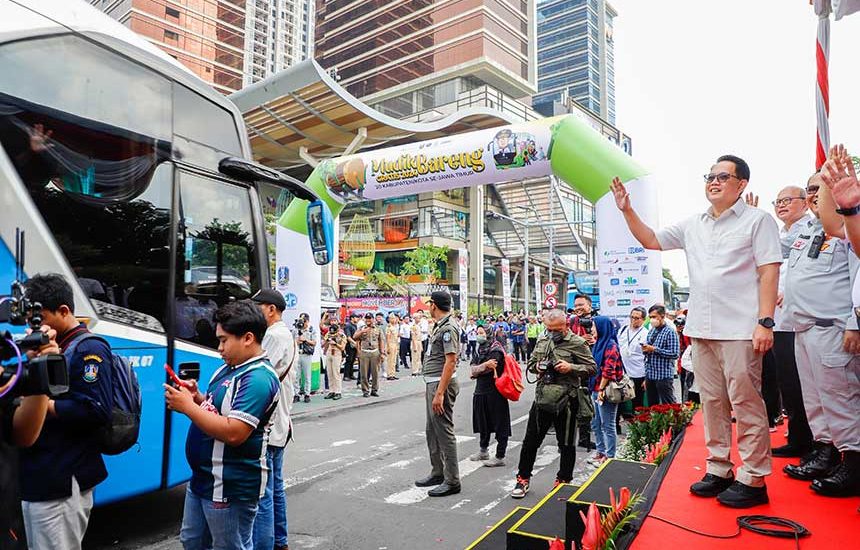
[536,359,558,384]
[674,315,686,329]
[0,229,69,399]
[578,308,599,332]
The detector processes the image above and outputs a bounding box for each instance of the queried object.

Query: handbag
[604,373,635,404]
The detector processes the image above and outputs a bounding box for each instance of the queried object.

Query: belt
[423,372,457,384]
[813,318,835,328]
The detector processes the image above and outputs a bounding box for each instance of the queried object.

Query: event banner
[339,296,409,318]
[458,249,468,313]
[501,258,512,312]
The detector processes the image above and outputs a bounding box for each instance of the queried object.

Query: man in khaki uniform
[414,291,462,497]
[354,313,386,398]
[322,322,347,400]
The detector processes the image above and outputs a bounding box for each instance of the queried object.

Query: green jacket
[527,331,596,386]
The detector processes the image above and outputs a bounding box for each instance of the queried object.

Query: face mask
[550,330,566,343]
[476,335,488,344]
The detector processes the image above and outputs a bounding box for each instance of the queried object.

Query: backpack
[493,347,524,401]
[66,333,142,455]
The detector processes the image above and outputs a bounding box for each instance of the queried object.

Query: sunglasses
[703,173,741,184]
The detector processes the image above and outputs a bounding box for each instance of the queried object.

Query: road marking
[331,439,357,447]
[450,499,471,510]
[511,413,530,426]
[387,456,423,470]
[455,435,476,443]
[384,442,523,506]
[354,476,382,491]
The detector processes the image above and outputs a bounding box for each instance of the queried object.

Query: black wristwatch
[758,317,775,329]
[835,204,860,216]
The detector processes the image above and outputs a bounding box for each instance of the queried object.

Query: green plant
[356,271,410,296]
[622,402,696,461]
[401,244,449,279]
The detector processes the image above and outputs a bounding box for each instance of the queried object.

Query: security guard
[414,290,462,497]
[782,178,860,497]
[511,308,596,499]
[355,313,386,398]
[19,274,114,550]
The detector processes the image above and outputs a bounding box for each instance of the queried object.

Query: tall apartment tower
[314,0,538,118]
[533,0,616,124]
[91,0,314,93]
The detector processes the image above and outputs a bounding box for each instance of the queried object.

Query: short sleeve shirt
[423,314,460,377]
[186,355,280,502]
[656,199,782,340]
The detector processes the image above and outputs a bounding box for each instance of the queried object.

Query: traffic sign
[544,296,558,309]
[543,282,558,296]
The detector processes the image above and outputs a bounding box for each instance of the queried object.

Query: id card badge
[790,239,808,251]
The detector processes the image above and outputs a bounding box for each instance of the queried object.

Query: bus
[0,0,328,504]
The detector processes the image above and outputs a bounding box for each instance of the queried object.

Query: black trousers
[518,401,577,482]
[343,344,357,379]
[513,341,525,362]
[527,338,537,358]
[773,331,813,450]
[646,378,677,405]
[761,348,782,426]
[479,431,509,458]
[399,338,411,370]
[467,340,477,361]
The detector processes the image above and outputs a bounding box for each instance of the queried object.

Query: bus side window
[176,172,260,349]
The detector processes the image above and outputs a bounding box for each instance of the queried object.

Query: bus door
[164,168,263,486]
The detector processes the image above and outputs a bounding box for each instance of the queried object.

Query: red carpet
[630,413,860,550]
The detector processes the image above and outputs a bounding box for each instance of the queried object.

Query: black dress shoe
[784,444,840,480]
[428,482,461,497]
[716,481,768,508]
[370,391,379,397]
[771,444,812,458]
[415,475,444,487]
[811,451,860,497]
[690,473,735,497]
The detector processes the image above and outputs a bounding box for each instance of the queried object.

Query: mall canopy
[230,59,524,173]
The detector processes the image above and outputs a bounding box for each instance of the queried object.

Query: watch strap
[835,204,860,216]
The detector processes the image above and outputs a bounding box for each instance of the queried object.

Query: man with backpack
[511,309,596,499]
[19,273,115,550]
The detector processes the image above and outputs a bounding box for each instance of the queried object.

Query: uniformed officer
[414,290,462,497]
[19,274,114,550]
[354,313,386,398]
[782,176,860,497]
[511,308,596,499]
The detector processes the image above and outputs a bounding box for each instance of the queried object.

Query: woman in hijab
[587,316,624,467]
[468,326,511,467]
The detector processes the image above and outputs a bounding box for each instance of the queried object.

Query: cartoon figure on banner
[322,157,367,201]
[276,266,289,289]
[488,130,547,169]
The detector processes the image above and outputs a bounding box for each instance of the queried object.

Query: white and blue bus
[0,0,327,504]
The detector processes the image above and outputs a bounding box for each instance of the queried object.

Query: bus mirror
[306,200,334,265]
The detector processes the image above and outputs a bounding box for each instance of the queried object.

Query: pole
[523,222,529,314]
[548,176,555,283]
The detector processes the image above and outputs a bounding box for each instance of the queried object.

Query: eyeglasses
[772,197,805,207]
[630,315,642,320]
[703,173,741,184]
[806,185,820,194]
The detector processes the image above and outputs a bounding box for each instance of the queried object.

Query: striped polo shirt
[186,354,280,502]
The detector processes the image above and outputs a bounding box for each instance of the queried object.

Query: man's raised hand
[611,177,631,212]
[822,144,860,209]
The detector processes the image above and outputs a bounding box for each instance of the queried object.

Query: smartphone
[165,364,192,389]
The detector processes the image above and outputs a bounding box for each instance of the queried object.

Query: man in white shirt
[416,310,430,362]
[618,306,649,411]
[465,318,478,361]
[612,155,782,508]
[251,289,296,550]
[770,186,814,458]
[398,316,413,372]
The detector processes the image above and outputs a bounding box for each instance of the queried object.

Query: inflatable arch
[275,114,663,327]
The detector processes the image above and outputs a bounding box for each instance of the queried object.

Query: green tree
[356,271,409,296]
[402,244,450,280]
[662,267,678,293]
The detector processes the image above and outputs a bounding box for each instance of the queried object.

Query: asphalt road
[83,365,608,550]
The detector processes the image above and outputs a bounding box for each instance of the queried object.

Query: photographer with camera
[291,313,317,404]
[18,274,114,550]
[510,309,596,499]
[0,323,59,550]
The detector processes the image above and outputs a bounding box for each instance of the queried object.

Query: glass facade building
[533,0,616,124]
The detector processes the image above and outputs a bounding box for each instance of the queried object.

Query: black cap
[250,288,286,311]
[364,312,373,319]
[429,290,452,311]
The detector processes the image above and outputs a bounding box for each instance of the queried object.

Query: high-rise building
[533,0,616,124]
[314,0,538,119]
[91,0,314,93]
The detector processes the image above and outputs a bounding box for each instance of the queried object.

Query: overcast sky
[611,0,860,285]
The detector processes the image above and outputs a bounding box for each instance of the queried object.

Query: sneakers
[511,476,530,499]
[370,390,379,397]
[690,473,735,498]
[293,395,300,403]
[716,481,769,508]
[483,457,505,467]
[332,393,342,400]
[303,394,310,403]
[362,391,370,398]
[324,393,334,400]
[586,452,606,467]
[469,449,490,461]
[553,478,570,489]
